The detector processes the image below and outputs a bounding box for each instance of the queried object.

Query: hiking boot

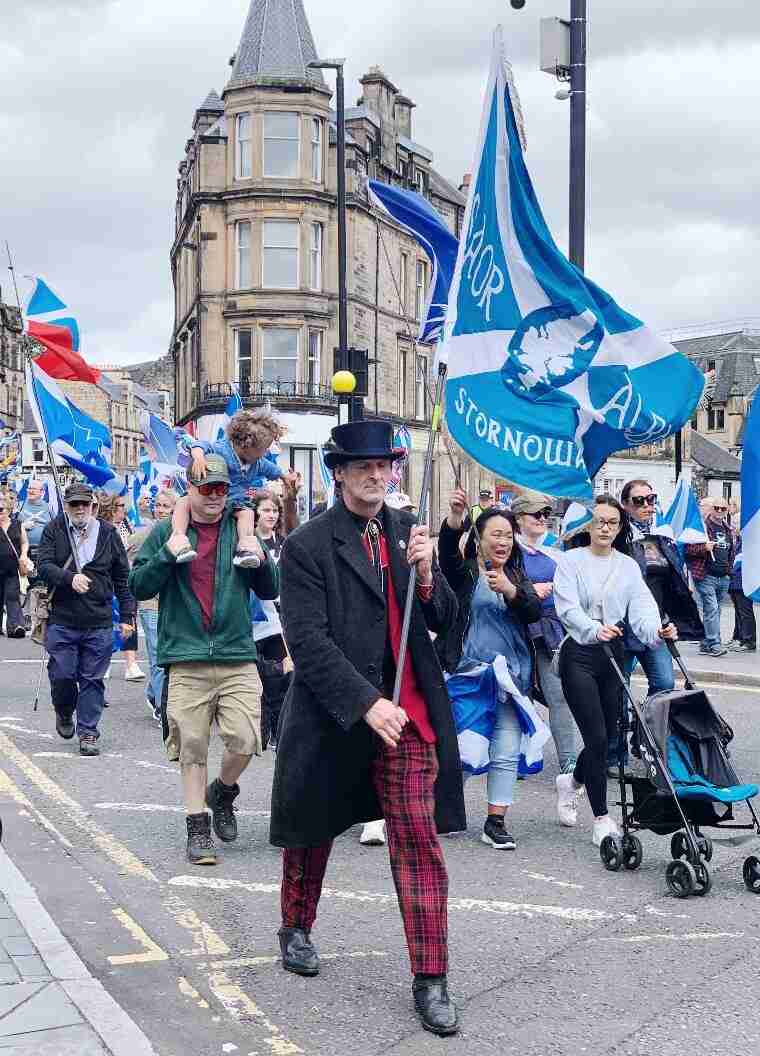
[481,815,516,850]
[186,812,217,865]
[55,712,75,740]
[205,778,240,843]
[79,734,100,757]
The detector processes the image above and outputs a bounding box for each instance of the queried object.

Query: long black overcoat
[269,501,467,848]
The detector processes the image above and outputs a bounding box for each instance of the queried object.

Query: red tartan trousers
[281,723,449,975]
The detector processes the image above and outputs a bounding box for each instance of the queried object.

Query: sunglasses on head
[630,494,657,507]
[197,482,229,497]
[68,500,92,509]
[527,508,553,521]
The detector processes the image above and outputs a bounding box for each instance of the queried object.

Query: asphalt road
[0,635,758,1056]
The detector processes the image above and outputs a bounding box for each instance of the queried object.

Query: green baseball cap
[188,453,230,486]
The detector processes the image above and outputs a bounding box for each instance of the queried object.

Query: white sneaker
[125,663,145,682]
[359,820,386,846]
[592,815,620,847]
[556,772,583,827]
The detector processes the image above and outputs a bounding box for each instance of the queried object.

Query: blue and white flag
[196,389,244,444]
[368,180,459,344]
[387,425,412,495]
[658,474,707,544]
[560,501,592,542]
[741,390,760,601]
[140,411,179,467]
[441,30,705,499]
[25,360,117,488]
[446,655,550,777]
[316,443,335,509]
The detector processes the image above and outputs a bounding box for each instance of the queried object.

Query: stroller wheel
[692,861,712,896]
[599,834,623,872]
[670,831,693,863]
[742,855,760,894]
[621,834,643,871]
[697,835,713,862]
[666,859,696,898]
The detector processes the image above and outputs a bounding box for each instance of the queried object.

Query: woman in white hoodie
[553,496,677,847]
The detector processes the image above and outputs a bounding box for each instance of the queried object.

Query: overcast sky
[1,0,758,368]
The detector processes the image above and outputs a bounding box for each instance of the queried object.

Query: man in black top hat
[37,482,135,756]
[270,419,465,1036]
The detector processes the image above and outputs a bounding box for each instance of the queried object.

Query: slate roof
[227,0,327,89]
[428,169,467,207]
[690,432,742,476]
[199,90,224,113]
[672,329,760,402]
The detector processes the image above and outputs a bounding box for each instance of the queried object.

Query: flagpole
[6,245,82,574]
[391,361,447,709]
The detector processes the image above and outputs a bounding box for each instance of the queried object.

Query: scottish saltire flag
[140,411,179,466]
[195,389,244,444]
[316,444,335,509]
[387,425,412,494]
[440,31,705,500]
[368,180,459,343]
[25,361,117,488]
[446,655,549,777]
[659,474,707,544]
[741,390,760,601]
[560,501,592,542]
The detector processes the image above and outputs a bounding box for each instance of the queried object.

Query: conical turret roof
[227,0,327,90]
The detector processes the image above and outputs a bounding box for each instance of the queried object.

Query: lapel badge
[398,540,406,551]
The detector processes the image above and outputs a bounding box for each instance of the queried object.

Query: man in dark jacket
[621,479,703,690]
[130,455,279,866]
[271,420,464,1037]
[685,498,737,657]
[37,481,135,756]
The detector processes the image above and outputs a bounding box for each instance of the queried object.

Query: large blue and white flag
[741,390,760,601]
[441,30,705,499]
[658,474,707,544]
[560,501,592,542]
[140,410,179,467]
[195,389,244,444]
[368,180,459,344]
[25,361,118,488]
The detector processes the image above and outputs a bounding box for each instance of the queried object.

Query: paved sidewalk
[0,846,156,1056]
[675,603,759,688]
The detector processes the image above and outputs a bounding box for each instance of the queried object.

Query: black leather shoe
[205,778,239,842]
[55,712,75,740]
[278,927,319,977]
[412,976,459,1036]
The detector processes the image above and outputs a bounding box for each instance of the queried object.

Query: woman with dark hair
[437,488,541,850]
[553,495,677,846]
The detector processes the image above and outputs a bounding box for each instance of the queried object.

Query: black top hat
[323,420,406,469]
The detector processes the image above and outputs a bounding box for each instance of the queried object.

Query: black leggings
[559,637,624,817]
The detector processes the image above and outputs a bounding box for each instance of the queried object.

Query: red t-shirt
[188,521,221,629]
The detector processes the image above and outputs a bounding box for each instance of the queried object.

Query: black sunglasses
[630,494,657,507]
[68,500,92,509]
[527,508,553,520]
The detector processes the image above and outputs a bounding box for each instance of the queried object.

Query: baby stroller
[599,631,760,898]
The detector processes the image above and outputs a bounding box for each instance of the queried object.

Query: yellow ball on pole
[332,369,357,395]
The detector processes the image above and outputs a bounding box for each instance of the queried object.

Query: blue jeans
[486,698,523,807]
[625,642,675,695]
[46,624,112,738]
[139,609,163,706]
[695,575,730,649]
[535,643,579,770]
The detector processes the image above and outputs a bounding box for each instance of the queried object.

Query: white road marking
[0,723,54,740]
[168,875,635,925]
[209,950,389,970]
[32,754,176,773]
[644,905,689,919]
[523,871,584,891]
[95,802,271,817]
[598,932,746,943]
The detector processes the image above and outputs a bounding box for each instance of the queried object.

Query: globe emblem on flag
[500,305,604,400]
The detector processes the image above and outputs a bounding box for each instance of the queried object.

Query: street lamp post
[307,58,359,423]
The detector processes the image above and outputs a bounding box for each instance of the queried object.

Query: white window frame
[307,329,323,395]
[399,252,408,315]
[235,113,252,179]
[311,117,323,181]
[415,353,428,421]
[263,112,301,178]
[415,259,427,320]
[398,345,408,417]
[262,328,300,393]
[262,220,300,289]
[236,220,251,288]
[235,328,253,393]
[310,222,322,291]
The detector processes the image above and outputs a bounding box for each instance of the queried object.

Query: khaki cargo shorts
[165,661,262,766]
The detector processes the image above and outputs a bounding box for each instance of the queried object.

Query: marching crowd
[0,407,755,1036]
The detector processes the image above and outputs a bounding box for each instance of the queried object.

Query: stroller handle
[660,615,697,690]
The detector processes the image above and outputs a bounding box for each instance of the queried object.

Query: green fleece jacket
[128,511,279,667]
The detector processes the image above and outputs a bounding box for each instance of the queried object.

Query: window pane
[311,118,322,181]
[263,221,298,248]
[236,113,251,178]
[264,112,299,139]
[237,221,251,287]
[263,328,298,391]
[263,249,298,288]
[310,223,322,290]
